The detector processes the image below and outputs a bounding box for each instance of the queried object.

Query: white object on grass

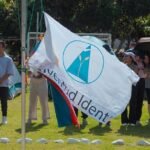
[36,138,48,144]
[91,139,102,144]
[67,138,80,144]
[53,139,64,143]
[80,138,90,144]
[112,139,125,145]
[136,140,150,146]
[17,138,32,143]
[0,137,10,143]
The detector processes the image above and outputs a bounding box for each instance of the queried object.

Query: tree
[0,0,20,37]
[113,0,150,39]
[1,0,150,40]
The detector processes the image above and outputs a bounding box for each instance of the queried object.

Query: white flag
[8,62,21,99]
[29,12,139,124]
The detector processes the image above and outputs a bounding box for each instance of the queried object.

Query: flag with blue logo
[29,12,139,126]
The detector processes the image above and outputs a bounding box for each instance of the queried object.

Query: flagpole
[21,0,27,149]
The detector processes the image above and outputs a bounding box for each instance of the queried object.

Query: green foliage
[0,0,20,36]
[112,0,150,39]
[0,0,150,39]
[135,15,150,37]
[121,0,150,18]
[38,0,150,38]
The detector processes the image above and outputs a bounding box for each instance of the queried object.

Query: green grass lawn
[0,89,150,150]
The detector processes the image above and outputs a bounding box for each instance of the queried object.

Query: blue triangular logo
[67,45,91,83]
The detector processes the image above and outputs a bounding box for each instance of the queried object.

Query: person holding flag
[27,34,50,126]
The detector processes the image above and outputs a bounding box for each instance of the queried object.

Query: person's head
[144,55,150,65]
[0,40,5,55]
[135,52,144,63]
[129,41,136,49]
[133,50,144,62]
[123,52,135,64]
[37,34,44,41]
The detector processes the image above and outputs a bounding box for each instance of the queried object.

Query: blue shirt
[0,54,14,87]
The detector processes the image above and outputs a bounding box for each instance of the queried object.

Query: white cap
[123,51,136,61]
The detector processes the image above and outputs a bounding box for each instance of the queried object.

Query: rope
[28,0,36,33]
[16,0,21,31]
[26,0,45,51]
[39,0,44,32]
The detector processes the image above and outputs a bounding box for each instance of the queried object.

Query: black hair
[0,41,5,48]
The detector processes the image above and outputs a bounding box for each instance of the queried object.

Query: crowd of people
[0,38,149,130]
[118,41,150,126]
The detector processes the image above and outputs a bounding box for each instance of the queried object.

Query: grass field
[0,89,150,150]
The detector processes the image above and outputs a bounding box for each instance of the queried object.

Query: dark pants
[136,78,145,121]
[121,108,128,124]
[121,85,137,124]
[0,87,9,116]
[145,88,150,104]
[74,107,88,119]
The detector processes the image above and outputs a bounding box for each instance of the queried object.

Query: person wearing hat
[134,52,146,126]
[121,51,138,126]
[0,40,14,124]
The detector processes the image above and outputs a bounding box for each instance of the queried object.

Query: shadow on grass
[0,123,4,126]
[117,124,150,138]
[58,125,84,135]
[88,124,112,135]
[15,123,47,133]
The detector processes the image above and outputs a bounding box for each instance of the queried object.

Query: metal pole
[21,0,27,149]
[27,32,30,58]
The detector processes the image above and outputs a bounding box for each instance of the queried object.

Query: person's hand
[25,57,30,68]
[147,72,150,78]
[143,73,147,79]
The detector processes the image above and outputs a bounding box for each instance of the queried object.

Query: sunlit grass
[0,89,150,150]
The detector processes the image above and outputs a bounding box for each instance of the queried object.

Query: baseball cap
[123,51,135,61]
